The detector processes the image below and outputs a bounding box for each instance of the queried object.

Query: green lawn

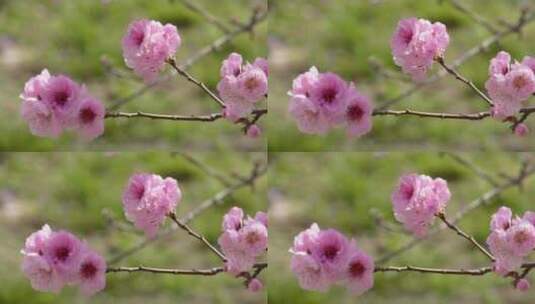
[0,0,267,151]
[268,0,535,151]
[268,152,535,303]
[0,152,267,303]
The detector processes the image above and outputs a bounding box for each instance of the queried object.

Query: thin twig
[373,106,535,121]
[435,57,493,106]
[176,0,232,33]
[166,58,226,108]
[168,212,226,262]
[375,265,492,275]
[446,0,501,34]
[107,265,225,276]
[436,213,495,261]
[105,109,267,123]
[441,152,500,187]
[176,152,234,187]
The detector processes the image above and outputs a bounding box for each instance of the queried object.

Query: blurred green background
[0,0,267,151]
[0,152,267,303]
[268,0,535,151]
[268,152,535,303]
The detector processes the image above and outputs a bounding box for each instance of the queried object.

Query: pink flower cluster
[485,51,535,120]
[21,225,106,296]
[288,67,373,137]
[391,18,449,81]
[217,207,268,275]
[391,173,451,237]
[217,53,268,122]
[122,19,181,83]
[20,70,105,140]
[122,173,182,238]
[289,224,374,295]
[486,206,535,277]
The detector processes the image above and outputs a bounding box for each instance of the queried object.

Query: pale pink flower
[514,123,530,137]
[42,231,84,282]
[343,242,374,295]
[122,173,182,238]
[489,51,511,76]
[219,230,256,275]
[288,95,331,135]
[220,52,243,78]
[222,206,244,231]
[253,58,269,76]
[487,230,523,276]
[344,83,373,138]
[21,255,65,293]
[122,19,181,83]
[247,278,263,292]
[40,75,81,125]
[21,99,63,138]
[505,220,535,257]
[236,65,268,102]
[76,250,106,296]
[391,173,451,237]
[20,69,51,102]
[506,64,535,101]
[240,220,268,256]
[309,72,348,123]
[22,224,53,256]
[254,211,268,227]
[516,278,530,292]
[290,254,330,292]
[309,229,351,281]
[490,206,512,231]
[521,56,535,74]
[75,96,105,141]
[391,18,449,81]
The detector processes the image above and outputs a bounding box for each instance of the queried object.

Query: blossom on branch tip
[514,123,529,137]
[486,51,535,120]
[247,278,263,292]
[288,67,373,137]
[289,223,374,295]
[122,173,182,238]
[122,19,181,83]
[391,173,451,237]
[516,278,530,292]
[20,70,105,140]
[217,53,268,122]
[391,18,449,81]
[21,225,106,296]
[218,206,268,275]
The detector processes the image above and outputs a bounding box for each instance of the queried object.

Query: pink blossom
[20,99,63,138]
[505,220,535,257]
[40,75,81,125]
[391,18,449,81]
[344,83,373,138]
[486,51,535,120]
[22,224,52,256]
[490,206,512,231]
[247,278,263,292]
[236,65,268,102]
[76,250,107,296]
[516,278,530,292]
[514,123,529,137]
[521,56,535,73]
[343,243,374,295]
[487,230,523,276]
[42,231,84,282]
[220,52,243,77]
[20,69,51,102]
[309,72,348,123]
[75,96,105,141]
[246,124,262,138]
[218,207,268,275]
[122,19,181,83]
[254,211,268,227]
[391,173,451,237]
[122,173,182,238]
[217,53,268,121]
[288,95,331,135]
[21,255,65,293]
[289,224,375,295]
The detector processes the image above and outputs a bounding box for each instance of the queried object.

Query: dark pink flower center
[135,185,145,200]
[349,261,365,278]
[321,87,338,104]
[80,108,97,124]
[246,231,260,245]
[347,105,364,121]
[133,31,145,47]
[80,262,97,279]
[323,245,339,260]
[401,28,414,45]
[244,77,259,91]
[53,91,69,106]
[514,231,529,244]
[401,184,415,200]
[513,76,528,89]
[55,246,70,262]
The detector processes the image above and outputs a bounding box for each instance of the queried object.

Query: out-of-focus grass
[0,0,267,151]
[268,0,535,151]
[0,152,267,304]
[268,152,535,303]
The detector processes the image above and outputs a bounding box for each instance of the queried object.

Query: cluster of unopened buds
[218,207,268,291]
[21,171,267,296]
[21,225,106,296]
[19,17,266,141]
[289,16,535,138]
[290,172,535,295]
